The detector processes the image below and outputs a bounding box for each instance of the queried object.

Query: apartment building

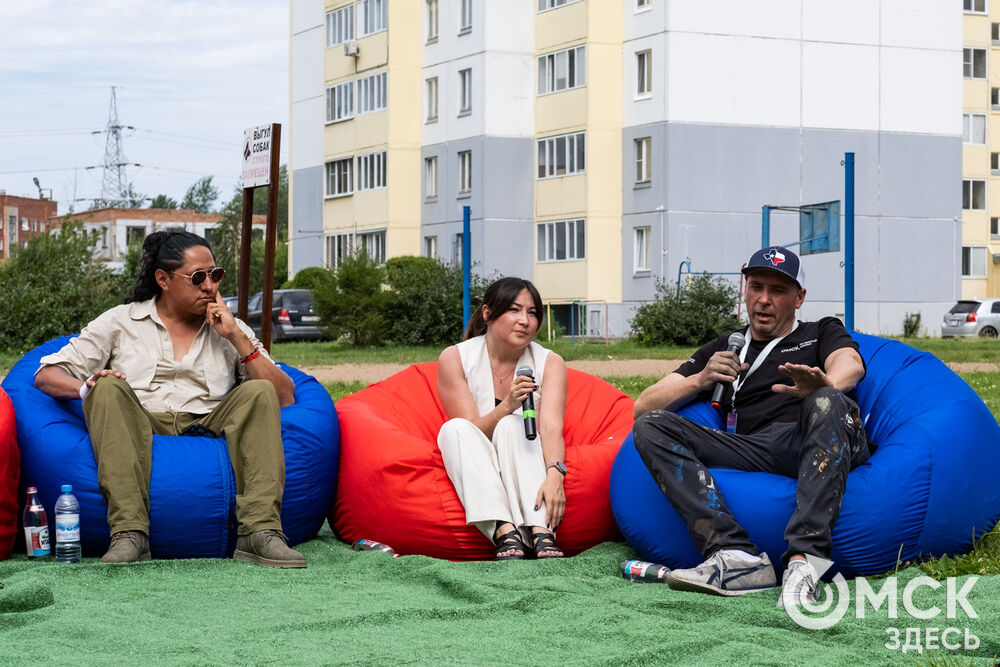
[962,0,1000,298]
[290,0,961,336]
[0,191,57,260]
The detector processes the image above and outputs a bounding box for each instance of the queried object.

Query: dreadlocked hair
[124,230,213,303]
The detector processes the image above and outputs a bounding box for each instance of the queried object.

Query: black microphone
[711,331,747,410]
[516,366,537,440]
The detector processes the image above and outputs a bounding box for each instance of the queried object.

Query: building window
[965,0,987,13]
[7,215,13,228]
[636,50,652,97]
[326,158,354,197]
[537,219,585,262]
[326,232,353,269]
[994,23,1000,43]
[634,226,651,272]
[964,48,987,79]
[126,226,145,247]
[424,235,438,258]
[357,151,387,191]
[537,45,586,95]
[426,77,438,122]
[326,4,355,47]
[452,232,464,266]
[964,113,986,144]
[458,150,472,194]
[0,238,3,252]
[636,0,651,8]
[991,217,1000,238]
[326,81,354,123]
[993,87,1000,108]
[359,0,387,36]
[20,218,28,231]
[458,68,472,115]
[460,0,472,33]
[538,0,582,10]
[962,246,987,277]
[963,179,986,210]
[358,71,387,114]
[358,229,386,263]
[992,153,1000,173]
[425,156,438,199]
[426,0,438,42]
[635,137,652,184]
[537,131,585,178]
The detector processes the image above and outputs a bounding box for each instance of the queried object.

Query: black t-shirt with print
[674,317,862,435]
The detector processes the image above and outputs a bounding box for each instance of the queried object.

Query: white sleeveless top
[456,335,550,418]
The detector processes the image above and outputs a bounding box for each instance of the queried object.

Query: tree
[180,176,220,214]
[630,273,742,346]
[313,250,392,346]
[149,194,178,209]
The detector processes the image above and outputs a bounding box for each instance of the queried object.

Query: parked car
[223,296,240,316]
[941,298,1000,338]
[245,289,326,342]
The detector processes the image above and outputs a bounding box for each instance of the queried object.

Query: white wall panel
[880,47,961,135]
[802,42,878,131]
[668,33,800,127]
[291,0,323,170]
[291,0,321,36]
[622,34,666,128]
[292,97,324,169]
[802,0,878,45]
[667,0,800,40]
[483,53,534,137]
[483,0,533,53]
[624,1,664,41]
[880,0,959,51]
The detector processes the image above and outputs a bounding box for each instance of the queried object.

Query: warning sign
[241,123,272,188]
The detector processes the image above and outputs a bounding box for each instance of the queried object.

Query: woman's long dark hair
[462,277,544,340]
[125,230,213,303]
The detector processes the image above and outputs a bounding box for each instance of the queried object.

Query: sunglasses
[169,267,226,286]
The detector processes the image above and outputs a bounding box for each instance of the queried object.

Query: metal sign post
[238,122,281,351]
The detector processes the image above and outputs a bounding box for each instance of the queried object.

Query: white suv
[941,298,1000,338]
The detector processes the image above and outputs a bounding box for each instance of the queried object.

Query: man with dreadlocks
[34,230,305,568]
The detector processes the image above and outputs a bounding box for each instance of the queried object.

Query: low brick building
[0,192,58,260]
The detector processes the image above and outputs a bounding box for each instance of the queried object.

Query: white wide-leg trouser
[437,414,547,543]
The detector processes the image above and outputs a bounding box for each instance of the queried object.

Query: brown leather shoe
[233,530,307,569]
[100,530,151,563]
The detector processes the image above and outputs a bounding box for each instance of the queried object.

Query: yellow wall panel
[535,175,587,219]
[536,1,587,52]
[534,259,588,302]
[536,88,588,135]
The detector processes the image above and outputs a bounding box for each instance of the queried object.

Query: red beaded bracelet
[241,349,261,365]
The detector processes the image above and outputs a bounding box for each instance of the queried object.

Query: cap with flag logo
[741,246,805,289]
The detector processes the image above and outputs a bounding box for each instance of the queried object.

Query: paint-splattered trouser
[633,387,870,565]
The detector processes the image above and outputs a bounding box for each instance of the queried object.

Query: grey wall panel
[879,133,961,220]
[482,137,534,221]
[290,165,325,273]
[800,130,880,217]
[666,124,801,213]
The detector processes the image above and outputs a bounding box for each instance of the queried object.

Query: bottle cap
[61,484,72,493]
[26,486,37,493]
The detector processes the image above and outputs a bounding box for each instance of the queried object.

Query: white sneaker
[665,550,776,597]
[777,559,820,607]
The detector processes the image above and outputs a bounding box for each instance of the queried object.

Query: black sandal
[493,527,526,561]
[531,531,564,559]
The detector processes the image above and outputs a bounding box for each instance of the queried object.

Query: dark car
[245,289,325,342]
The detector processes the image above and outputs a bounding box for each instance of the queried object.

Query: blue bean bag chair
[1,336,339,559]
[610,333,1000,578]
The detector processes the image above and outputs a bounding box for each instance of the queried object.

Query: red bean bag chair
[0,388,20,560]
[332,362,635,559]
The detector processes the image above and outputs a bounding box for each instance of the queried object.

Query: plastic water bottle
[54,484,82,563]
[619,559,670,583]
[351,538,400,557]
[22,486,50,559]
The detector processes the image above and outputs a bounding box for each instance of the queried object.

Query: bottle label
[56,513,80,542]
[24,526,51,556]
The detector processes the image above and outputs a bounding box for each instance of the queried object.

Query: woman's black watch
[547,461,567,476]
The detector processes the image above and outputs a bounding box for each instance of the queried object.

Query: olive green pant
[82,376,285,536]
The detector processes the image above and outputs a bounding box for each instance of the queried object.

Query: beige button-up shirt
[38,297,275,414]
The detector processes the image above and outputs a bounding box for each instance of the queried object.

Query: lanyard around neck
[731,320,799,398]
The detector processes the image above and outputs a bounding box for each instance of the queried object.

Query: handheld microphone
[516,366,537,440]
[710,331,747,410]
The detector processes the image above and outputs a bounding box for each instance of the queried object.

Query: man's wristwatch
[546,461,567,476]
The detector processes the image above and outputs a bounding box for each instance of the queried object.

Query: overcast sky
[0,1,289,214]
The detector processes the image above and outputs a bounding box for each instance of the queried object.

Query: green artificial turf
[0,527,996,665]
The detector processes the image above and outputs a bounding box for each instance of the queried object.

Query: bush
[630,273,742,346]
[312,250,392,346]
[0,223,123,352]
[282,266,334,292]
[383,256,490,346]
[903,312,922,338]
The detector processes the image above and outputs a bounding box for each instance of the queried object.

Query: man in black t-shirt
[632,245,870,607]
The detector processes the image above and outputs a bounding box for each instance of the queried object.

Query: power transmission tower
[98,86,132,207]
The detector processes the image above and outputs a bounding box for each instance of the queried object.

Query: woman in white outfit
[437,277,568,560]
